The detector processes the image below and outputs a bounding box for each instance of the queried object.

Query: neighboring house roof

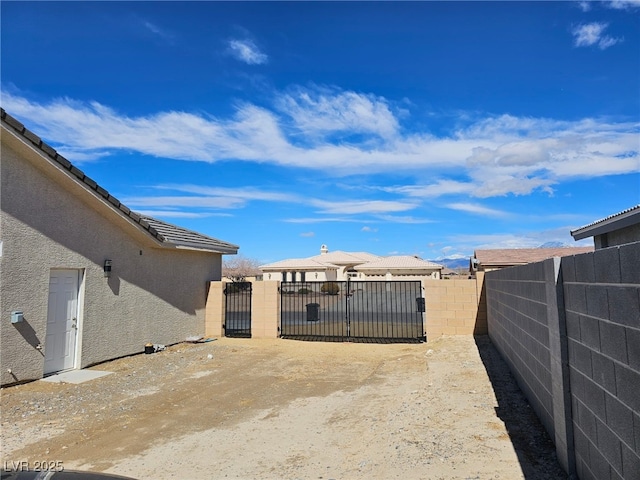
[260,247,443,275]
[356,255,443,271]
[474,247,594,268]
[260,258,338,271]
[571,205,640,240]
[309,250,381,265]
[1,109,238,255]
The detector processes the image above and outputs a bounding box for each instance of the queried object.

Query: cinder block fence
[485,242,640,480]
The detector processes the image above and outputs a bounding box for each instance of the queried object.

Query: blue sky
[2,1,639,264]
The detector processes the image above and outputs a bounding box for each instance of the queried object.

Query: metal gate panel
[224,282,252,338]
[280,280,424,343]
[280,281,347,341]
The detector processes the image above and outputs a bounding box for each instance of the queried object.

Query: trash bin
[306,303,320,322]
[416,297,425,313]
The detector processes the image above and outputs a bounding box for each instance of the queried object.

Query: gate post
[205,281,225,337]
[251,281,280,338]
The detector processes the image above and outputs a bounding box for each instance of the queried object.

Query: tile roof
[1,108,238,255]
[259,258,338,271]
[309,250,381,264]
[141,217,238,254]
[474,247,594,267]
[571,205,640,240]
[356,255,443,270]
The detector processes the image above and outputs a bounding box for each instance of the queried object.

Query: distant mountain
[538,241,570,248]
[429,257,470,270]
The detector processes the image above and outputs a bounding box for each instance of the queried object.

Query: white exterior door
[44,270,80,374]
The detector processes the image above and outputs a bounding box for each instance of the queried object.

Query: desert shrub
[321,281,340,295]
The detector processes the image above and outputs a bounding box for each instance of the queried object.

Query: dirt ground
[1,335,567,479]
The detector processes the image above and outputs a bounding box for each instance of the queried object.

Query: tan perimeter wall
[206,276,487,340]
[423,273,486,338]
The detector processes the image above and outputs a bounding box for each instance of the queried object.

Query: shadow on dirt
[473,335,568,480]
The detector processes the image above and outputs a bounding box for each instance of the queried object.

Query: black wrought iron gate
[280,280,425,343]
[224,282,252,338]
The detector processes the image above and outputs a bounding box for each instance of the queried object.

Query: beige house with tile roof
[1,110,238,386]
[471,246,594,273]
[260,245,443,281]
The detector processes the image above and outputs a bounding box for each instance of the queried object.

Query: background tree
[222,255,262,283]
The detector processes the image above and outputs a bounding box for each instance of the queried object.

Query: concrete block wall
[423,276,487,338]
[485,261,556,439]
[485,242,640,480]
[561,243,640,480]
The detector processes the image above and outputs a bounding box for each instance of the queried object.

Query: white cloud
[2,90,637,201]
[132,210,226,218]
[310,199,418,215]
[606,0,640,9]
[361,226,379,232]
[227,39,268,65]
[276,86,399,139]
[300,231,315,237]
[387,180,473,198]
[374,215,434,224]
[142,21,175,43]
[445,202,510,218]
[450,227,593,251]
[122,195,247,209]
[283,217,366,224]
[578,1,592,12]
[572,22,622,49]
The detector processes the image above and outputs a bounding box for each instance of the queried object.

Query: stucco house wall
[1,113,235,386]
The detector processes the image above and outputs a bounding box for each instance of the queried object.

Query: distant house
[471,247,594,273]
[260,245,443,281]
[571,205,640,249]
[1,110,238,386]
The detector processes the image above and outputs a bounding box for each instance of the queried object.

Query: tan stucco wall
[1,135,222,386]
[250,281,279,338]
[423,274,487,338]
[205,282,225,337]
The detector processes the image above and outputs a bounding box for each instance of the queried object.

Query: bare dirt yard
[1,335,567,479]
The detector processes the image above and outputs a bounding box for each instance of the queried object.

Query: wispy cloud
[300,231,315,237]
[284,217,365,224]
[577,1,592,12]
[227,38,268,65]
[445,202,510,218]
[133,210,227,219]
[449,226,593,250]
[374,215,434,224]
[310,199,418,215]
[606,0,640,9]
[276,86,399,140]
[2,90,637,201]
[572,22,622,49]
[142,20,175,43]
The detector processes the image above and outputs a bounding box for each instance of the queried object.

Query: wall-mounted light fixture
[103,259,112,278]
